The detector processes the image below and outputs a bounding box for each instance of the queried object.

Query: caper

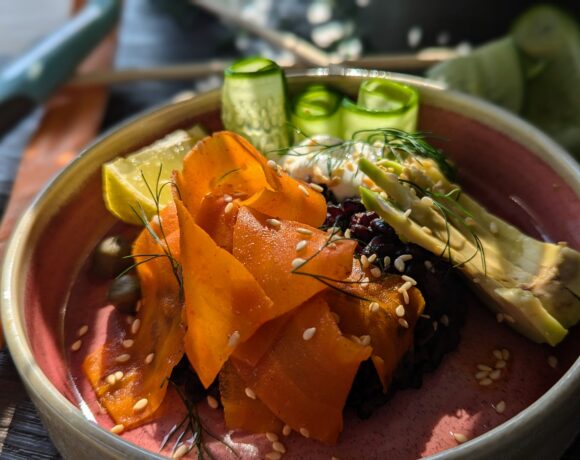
[107,273,141,314]
[93,235,133,278]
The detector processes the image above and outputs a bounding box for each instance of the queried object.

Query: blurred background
[0,1,579,458]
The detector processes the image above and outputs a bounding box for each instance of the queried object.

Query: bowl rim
[1,67,579,459]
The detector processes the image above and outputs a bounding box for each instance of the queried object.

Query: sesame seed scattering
[323,197,470,419]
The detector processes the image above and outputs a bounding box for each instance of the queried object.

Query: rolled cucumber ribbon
[290,84,343,141]
[342,79,419,141]
[221,57,290,153]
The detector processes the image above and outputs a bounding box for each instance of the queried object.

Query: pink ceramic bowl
[1,69,579,460]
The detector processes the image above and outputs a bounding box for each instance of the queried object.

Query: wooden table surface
[0,1,579,459]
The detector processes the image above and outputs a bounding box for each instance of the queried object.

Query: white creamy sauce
[278,135,382,200]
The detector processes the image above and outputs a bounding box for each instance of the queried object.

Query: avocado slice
[359,157,579,346]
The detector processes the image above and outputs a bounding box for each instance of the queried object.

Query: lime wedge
[103,125,206,225]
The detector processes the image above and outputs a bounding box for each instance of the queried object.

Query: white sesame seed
[115,354,131,363]
[493,349,503,360]
[276,167,283,177]
[71,340,82,352]
[432,321,438,331]
[113,372,123,382]
[224,202,234,214]
[477,364,492,371]
[440,315,450,327]
[111,424,125,434]
[309,182,324,193]
[135,300,142,313]
[398,318,409,329]
[548,355,558,368]
[398,281,413,293]
[207,395,219,409]
[145,353,155,364]
[403,209,412,218]
[350,335,362,345]
[105,374,117,385]
[151,215,161,226]
[465,217,476,226]
[272,441,286,453]
[173,444,191,459]
[495,360,507,369]
[265,453,282,460]
[402,289,410,305]
[126,315,134,325]
[122,339,134,349]
[369,301,380,313]
[489,369,502,380]
[344,229,351,238]
[228,331,241,348]
[475,371,489,380]
[296,227,312,236]
[420,314,431,319]
[266,432,279,442]
[452,432,469,444]
[394,254,412,272]
[303,327,317,341]
[299,428,310,438]
[367,254,377,263]
[298,184,310,197]
[131,318,141,335]
[421,196,434,206]
[292,257,306,269]
[370,267,382,278]
[266,218,281,228]
[502,348,510,361]
[401,275,417,285]
[133,398,148,412]
[77,325,89,337]
[267,160,278,170]
[296,240,308,252]
[360,255,370,269]
[359,335,371,346]
[360,277,370,289]
[494,400,506,414]
[282,424,292,436]
[489,222,498,234]
[504,314,516,323]
[424,260,433,270]
[395,304,406,317]
[383,256,391,268]
[496,313,504,323]
[479,378,493,386]
[223,194,233,203]
[244,387,256,400]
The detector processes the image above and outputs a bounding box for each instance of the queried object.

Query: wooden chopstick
[68,48,458,87]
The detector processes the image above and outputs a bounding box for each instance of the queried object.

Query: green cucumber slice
[221,57,290,154]
[291,84,343,141]
[342,79,419,140]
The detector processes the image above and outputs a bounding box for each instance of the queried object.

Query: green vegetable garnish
[221,57,290,153]
[291,84,343,140]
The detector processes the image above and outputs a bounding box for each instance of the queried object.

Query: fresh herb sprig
[269,126,455,181]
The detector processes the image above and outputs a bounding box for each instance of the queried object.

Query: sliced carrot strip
[220,361,282,434]
[233,313,292,367]
[195,194,239,252]
[175,131,270,218]
[83,203,184,428]
[233,206,356,314]
[176,131,326,226]
[233,295,371,444]
[324,262,425,390]
[177,200,279,388]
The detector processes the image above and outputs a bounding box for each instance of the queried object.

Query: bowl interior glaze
[2,70,580,460]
